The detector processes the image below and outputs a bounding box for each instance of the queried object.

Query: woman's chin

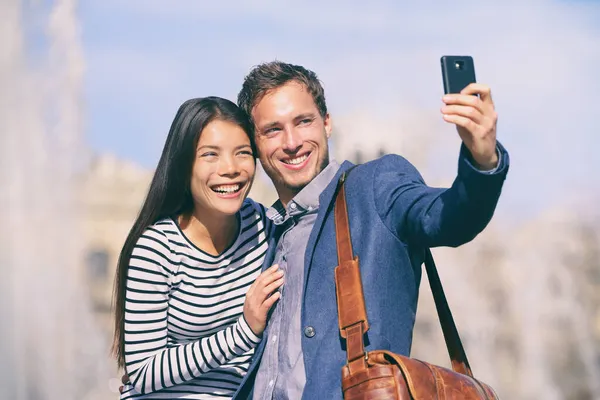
[212,199,246,216]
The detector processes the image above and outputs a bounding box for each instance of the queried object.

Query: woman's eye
[201,152,217,157]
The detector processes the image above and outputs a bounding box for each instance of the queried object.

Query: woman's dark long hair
[112,97,255,369]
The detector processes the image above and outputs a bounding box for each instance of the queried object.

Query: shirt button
[268,380,274,387]
[271,335,277,343]
[304,326,316,338]
[290,203,297,210]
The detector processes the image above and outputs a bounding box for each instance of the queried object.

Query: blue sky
[77,0,600,221]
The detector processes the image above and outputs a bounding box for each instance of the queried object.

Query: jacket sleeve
[373,142,509,248]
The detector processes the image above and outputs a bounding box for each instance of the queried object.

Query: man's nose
[282,128,302,152]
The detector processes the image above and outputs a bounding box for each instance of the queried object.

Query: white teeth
[213,184,241,193]
[284,154,308,165]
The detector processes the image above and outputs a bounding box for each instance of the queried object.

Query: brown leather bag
[333,172,500,399]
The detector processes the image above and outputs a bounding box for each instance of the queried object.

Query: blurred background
[1,0,599,399]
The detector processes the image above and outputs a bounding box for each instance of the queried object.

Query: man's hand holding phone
[441,83,499,170]
[440,55,498,170]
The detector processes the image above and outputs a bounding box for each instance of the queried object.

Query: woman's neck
[179,209,239,256]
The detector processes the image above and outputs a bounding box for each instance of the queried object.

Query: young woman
[113,97,283,399]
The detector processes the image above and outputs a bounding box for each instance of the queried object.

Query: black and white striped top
[120,199,270,399]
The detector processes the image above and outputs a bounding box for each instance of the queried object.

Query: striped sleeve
[123,228,261,395]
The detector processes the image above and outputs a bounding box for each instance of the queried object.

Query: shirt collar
[266,160,341,224]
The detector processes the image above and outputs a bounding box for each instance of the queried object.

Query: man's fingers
[460,83,493,105]
[442,92,484,113]
[441,105,483,124]
[442,114,477,132]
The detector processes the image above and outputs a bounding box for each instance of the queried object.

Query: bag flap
[370,351,494,399]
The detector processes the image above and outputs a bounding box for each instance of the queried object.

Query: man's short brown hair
[237,61,328,123]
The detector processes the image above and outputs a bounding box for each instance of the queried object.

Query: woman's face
[189,119,256,216]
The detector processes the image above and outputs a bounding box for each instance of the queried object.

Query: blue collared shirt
[252,161,341,400]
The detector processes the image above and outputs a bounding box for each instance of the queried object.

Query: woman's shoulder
[241,197,268,218]
[146,217,176,235]
[240,198,275,234]
[136,218,177,252]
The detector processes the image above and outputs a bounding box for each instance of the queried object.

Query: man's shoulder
[345,153,419,177]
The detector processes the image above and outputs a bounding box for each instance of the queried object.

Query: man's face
[251,81,331,205]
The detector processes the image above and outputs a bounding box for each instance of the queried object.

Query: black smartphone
[441,55,476,94]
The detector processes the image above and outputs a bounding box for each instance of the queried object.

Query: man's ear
[324,113,332,138]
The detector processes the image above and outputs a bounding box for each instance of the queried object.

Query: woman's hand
[243,264,284,336]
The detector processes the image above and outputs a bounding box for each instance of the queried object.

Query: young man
[234,61,509,400]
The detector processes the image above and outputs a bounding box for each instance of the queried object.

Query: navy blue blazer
[234,144,509,400]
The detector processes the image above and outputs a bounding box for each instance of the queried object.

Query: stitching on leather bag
[414,359,440,400]
[430,366,448,400]
[456,366,489,400]
[430,363,490,400]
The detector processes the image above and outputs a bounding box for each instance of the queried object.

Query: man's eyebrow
[259,113,317,131]
[259,121,280,131]
[294,112,316,122]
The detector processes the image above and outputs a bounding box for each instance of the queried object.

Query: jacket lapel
[261,227,280,271]
[261,202,286,272]
[232,220,283,399]
[302,161,354,295]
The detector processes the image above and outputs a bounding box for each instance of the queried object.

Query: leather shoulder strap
[333,171,473,377]
[333,170,369,373]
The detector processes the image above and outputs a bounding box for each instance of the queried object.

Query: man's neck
[278,189,301,209]
[276,160,333,207]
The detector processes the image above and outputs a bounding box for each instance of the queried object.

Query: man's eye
[299,118,313,125]
[264,127,280,135]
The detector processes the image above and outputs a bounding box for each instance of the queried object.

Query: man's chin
[265,163,326,198]
[282,175,316,193]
